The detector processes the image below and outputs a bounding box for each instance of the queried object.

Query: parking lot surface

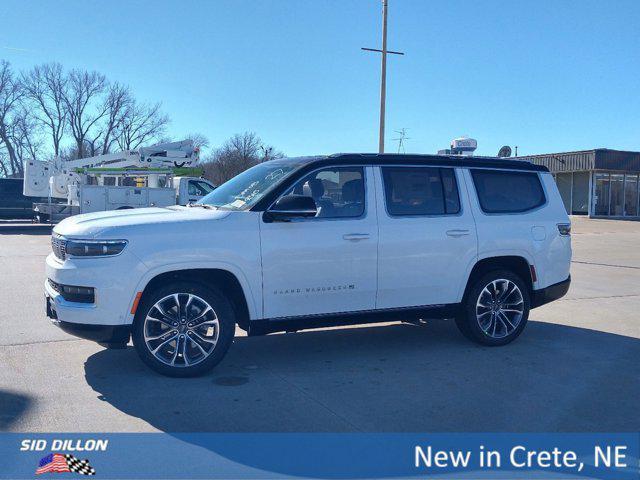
[0,217,638,432]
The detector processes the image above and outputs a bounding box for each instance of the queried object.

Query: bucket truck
[23,140,216,223]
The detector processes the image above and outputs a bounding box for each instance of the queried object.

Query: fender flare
[455,249,536,302]
[125,261,260,323]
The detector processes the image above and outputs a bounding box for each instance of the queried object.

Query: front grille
[51,235,66,260]
[48,279,95,304]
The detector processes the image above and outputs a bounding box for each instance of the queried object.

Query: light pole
[362,0,404,153]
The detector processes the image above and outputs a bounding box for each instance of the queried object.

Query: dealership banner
[2,433,638,479]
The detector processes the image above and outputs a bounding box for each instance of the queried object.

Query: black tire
[455,269,530,346]
[35,213,49,224]
[132,281,235,377]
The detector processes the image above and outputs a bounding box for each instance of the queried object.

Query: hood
[53,206,231,239]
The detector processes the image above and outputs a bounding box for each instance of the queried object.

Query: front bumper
[531,275,571,308]
[45,294,131,345]
[45,251,144,326]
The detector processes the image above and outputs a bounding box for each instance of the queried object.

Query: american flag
[35,454,70,475]
[35,453,96,476]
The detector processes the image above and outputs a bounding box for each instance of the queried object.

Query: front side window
[282,166,365,218]
[382,167,460,216]
[471,169,545,214]
[198,160,306,210]
[188,180,214,196]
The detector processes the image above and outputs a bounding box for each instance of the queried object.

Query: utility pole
[362,0,404,153]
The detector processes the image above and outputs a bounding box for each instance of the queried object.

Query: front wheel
[455,270,530,346]
[132,281,235,377]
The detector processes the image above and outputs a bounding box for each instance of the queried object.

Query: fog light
[48,279,95,304]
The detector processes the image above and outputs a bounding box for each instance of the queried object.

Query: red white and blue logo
[35,453,96,476]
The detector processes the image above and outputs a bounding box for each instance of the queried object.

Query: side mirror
[264,195,317,222]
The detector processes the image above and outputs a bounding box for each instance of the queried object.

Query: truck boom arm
[23,140,199,199]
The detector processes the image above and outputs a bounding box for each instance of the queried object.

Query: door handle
[343,233,370,241]
[446,229,470,238]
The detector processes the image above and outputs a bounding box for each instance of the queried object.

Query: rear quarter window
[471,169,545,213]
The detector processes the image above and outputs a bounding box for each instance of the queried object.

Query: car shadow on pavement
[0,390,32,431]
[84,318,640,432]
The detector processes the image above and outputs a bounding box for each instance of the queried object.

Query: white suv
[45,154,572,376]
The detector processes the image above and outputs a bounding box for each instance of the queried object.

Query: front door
[260,166,378,319]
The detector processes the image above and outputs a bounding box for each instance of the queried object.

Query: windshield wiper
[187,203,217,210]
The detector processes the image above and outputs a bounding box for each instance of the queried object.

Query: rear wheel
[132,281,235,377]
[35,213,49,223]
[455,270,530,346]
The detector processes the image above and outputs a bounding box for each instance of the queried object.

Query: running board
[248,303,459,336]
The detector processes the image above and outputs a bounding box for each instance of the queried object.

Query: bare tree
[185,133,209,151]
[0,60,24,177]
[116,101,169,150]
[1,61,179,174]
[85,82,132,156]
[259,144,284,163]
[201,132,283,185]
[62,69,108,159]
[21,63,67,157]
[7,108,43,169]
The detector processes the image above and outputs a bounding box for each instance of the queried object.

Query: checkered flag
[65,454,96,476]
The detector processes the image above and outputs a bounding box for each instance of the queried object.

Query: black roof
[278,153,548,173]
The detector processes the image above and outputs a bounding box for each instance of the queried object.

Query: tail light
[557,223,571,236]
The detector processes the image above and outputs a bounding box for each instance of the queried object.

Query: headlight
[64,239,128,258]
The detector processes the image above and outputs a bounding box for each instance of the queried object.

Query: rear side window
[471,170,545,213]
[381,167,460,216]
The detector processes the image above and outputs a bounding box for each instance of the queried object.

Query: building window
[610,174,625,216]
[593,173,610,216]
[555,173,572,214]
[571,172,590,215]
[624,174,638,217]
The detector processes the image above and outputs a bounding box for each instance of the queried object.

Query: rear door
[375,166,478,308]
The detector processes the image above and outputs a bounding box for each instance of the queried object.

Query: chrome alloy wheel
[475,279,524,339]
[143,293,220,367]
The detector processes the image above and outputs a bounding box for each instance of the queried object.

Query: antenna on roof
[497,146,512,158]
[392,128,410,153]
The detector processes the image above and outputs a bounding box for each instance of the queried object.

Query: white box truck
[23,141,215,222]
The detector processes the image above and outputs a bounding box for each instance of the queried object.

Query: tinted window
[188,180,213,196]
[284,167,365,218]
[471,170,545,213]
[381,167,460,216]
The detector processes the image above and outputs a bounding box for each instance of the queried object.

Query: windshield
[197,160,307,210]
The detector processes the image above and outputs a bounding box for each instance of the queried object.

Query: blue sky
[2,0,639,157]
